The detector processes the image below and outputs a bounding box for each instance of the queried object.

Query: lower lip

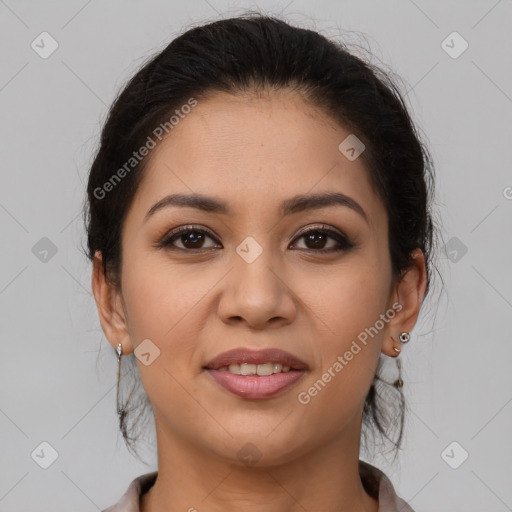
[205,369,306,399]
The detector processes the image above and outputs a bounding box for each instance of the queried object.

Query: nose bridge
[217,234,296,328]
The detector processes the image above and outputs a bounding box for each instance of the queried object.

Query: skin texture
[92,88,427,512]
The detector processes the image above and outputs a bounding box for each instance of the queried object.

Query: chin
[201,430,310,469]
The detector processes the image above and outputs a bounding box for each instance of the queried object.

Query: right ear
[91,250,133,355]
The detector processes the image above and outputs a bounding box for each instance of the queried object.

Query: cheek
[120,252,210,359]
[290,271,388,436]
[302,260,390,342]
[119,254,212,420]
[296,259,390,392]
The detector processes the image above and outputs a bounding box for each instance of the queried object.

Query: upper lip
[204,347,308,371]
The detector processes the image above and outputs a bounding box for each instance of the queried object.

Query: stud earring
[399,332,410,343]
[392,331,410,356]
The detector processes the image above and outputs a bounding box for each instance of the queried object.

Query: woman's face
[97,89,422,466]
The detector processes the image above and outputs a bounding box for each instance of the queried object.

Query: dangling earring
[376,351,405,389]
[389,331,410,388]
[394,357,404,388]
[115,343,126,427]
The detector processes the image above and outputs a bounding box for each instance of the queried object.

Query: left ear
[381,248,428,357]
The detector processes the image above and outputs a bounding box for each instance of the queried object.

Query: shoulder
[359,460,416,512]
[101,471,158,512]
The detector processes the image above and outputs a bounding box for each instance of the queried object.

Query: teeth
[220,363,293,375]
[240,363,257,375]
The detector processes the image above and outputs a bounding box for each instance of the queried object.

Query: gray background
[1,0,511,510]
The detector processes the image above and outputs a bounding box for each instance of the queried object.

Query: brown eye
[160,227,220,250]
[303,231,329,249]
[158,224,354,253]
[291,227,354,252]
[177,231,207,249]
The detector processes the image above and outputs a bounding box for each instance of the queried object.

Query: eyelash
[157,224,355,253]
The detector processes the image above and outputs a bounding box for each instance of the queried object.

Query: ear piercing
[399,332,410,343]
[392,331,410,355]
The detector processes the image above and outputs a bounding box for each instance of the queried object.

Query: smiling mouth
[203,362,306,399]
[204,347,308,371]
[214,362,295,375]
[203,347,308,399]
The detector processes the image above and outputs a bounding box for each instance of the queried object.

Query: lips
[204,347,309,399]
[204,347,308,371]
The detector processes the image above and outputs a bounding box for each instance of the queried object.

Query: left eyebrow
[144,191,368,224]
[279,192,368,223]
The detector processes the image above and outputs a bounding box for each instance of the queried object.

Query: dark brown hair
[83,12,441,464]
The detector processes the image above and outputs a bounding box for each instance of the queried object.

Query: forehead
[128,90,385,225]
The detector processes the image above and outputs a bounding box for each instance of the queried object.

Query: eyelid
[289,224,354,251]
[163,224,219,239]
[159,224,221,247]
[293,223,346,239]
[161,223,347,242]
[158,222,354,253]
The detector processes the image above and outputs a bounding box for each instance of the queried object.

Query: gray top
[102,460,415,512]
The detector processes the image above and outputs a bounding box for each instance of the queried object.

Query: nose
[216,246,297,330]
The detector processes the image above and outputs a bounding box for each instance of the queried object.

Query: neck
[140,412,378,512]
